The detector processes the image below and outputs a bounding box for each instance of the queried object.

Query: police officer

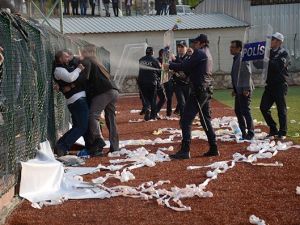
[260,32,290,140]
[163,34,219,159]
[230,40,255,140]
[138,47,161,121]
[172,41,190,116]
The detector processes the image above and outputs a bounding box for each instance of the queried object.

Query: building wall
[251,3,300,70]
[194,1,300,71]
[71,27,246,76]
[195,0,251,23]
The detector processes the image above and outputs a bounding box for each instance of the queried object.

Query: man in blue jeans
[53,51,89,157]
[172,41,191,117]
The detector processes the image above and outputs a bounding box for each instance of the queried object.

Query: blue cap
[192,34,209,43]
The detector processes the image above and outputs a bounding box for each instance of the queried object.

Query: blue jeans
[56,97,89,152]
[80,1,87,15]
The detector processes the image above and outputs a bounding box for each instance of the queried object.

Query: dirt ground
[5,95,300,225]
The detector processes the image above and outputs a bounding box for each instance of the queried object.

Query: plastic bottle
[229,121,242,140]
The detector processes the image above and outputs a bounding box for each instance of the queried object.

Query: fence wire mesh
[0,11,110,197]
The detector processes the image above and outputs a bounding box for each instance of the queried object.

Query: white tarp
[19,141,110,207]
[19,141,64,203]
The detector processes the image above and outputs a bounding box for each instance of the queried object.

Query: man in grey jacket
[230,40,255,140]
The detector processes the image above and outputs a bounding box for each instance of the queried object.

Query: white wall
[195,0,251,23]
[71,27,246,75]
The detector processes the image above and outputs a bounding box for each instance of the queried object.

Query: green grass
[213,86,300,143]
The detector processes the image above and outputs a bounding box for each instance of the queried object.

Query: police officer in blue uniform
[138,47,161,121]
[163,34,219,159]
[260,32,290,140]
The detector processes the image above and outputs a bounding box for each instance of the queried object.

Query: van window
[176,6,184,13]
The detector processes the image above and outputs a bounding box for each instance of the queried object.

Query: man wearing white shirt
[53,50,89,157]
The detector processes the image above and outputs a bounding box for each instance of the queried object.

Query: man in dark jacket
[163,34,219,159]
[81,45,120,154]
[260,32,290,140]
[138,47,161,121]
[230,40,255,140]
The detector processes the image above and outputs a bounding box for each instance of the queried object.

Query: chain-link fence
[0,11,110,198]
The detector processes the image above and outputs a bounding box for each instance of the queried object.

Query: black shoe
[89,150,104,157]
[245,132,254,140]
[54,145,67,157]
[276,134,286,140]
[166,112,172,117]
[144,110,150,121]
[139,108,146,115]
[202,145,219,157]
[170,150,190,159]
[265,131,278,139]
[170,141,190,160]
[89,138,106,152]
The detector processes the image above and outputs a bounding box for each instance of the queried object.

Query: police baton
[195,95,209,133]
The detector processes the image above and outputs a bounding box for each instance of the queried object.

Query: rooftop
[44,14,249,34]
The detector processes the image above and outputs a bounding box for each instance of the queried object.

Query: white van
[175,5,194,15]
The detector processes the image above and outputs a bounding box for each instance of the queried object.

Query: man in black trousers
[230,40,255,140]
[163,34,219,159]
[260,32,290,140]
[138,47,161,121]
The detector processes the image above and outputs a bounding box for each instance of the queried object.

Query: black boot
[88,138,106,157]
[170,141,191,160]
[203,144,219,157]
[139,108,146,115]
[144,110,150,121]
